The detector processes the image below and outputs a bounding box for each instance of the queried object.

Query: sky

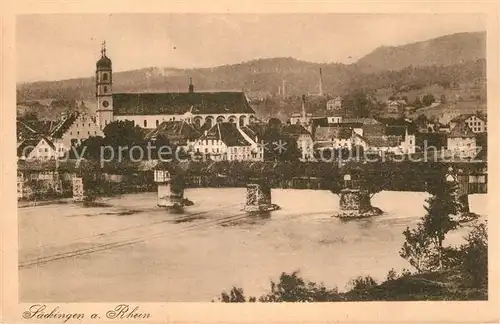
[16,13,486,83]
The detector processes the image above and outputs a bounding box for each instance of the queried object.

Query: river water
[18,188,487,302]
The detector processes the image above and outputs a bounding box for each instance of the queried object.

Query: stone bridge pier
[334,173,382,218]
[244,178,279,212]
[153,164,192,209]
[72,176,85,202]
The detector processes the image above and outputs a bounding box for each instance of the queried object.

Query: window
[144,120,147,128]
[103,73,108,81]
[156,120,159,127]
[77,131,79,135]
[88,131,90,135]
[103,86,108,93]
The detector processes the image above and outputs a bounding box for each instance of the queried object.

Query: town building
[95,43,257,132]
[447,122,477,158]
[386,99,407,113]
[314,126,354,150]
[193,122,263,161]
[281,124,314,161]
[326,95,342,111]
[364,136,404,155]
[450,114,487,133]
[17,137,63,160]
[145,120,202,152]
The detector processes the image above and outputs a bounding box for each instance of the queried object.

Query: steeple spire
[101,40,107,57]
[188,77,194,93]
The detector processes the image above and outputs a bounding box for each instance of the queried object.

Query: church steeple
[96,41,113,129]
[188,77,194,93]
[96,40,112,70]
[101,40,107,57]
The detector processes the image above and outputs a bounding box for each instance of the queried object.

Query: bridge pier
[72,176,86,202]
[244,179,279,212]
[339,188,372,213]
[334,173,382,218]
[157,178,185,208]
[154,164,192,210]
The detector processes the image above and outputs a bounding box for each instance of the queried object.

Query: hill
[17,32,486,119]
[356,32,486,73]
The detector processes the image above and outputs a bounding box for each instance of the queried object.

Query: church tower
[96,41,113,129]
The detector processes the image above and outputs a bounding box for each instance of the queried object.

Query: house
[447,122,477,158]
[365,136,404,155]
[145,120,202,152]
[50,111,102,151]
[281,124,314,161]
[342,117,385,137]
[18,137,64,160]
[289,112,313,125]
[378,118,417,154]
[386,99,406,113]
[314,126,354,150]
[326,95,342,111]
[450,114,487,133]
[193,122,263,161]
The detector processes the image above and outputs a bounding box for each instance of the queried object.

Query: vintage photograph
[16,13,488,303]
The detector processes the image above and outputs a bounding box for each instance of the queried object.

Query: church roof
[112,92,255,116]
[96,55,112,69]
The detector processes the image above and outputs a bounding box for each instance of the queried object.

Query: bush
[460,222,488,288]
[347,275,378,291]
[219,287,246,303]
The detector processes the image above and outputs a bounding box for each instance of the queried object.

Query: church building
[95,42,257,131]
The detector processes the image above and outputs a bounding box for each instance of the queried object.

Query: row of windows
[69,130,98,136]
[467,121,484,127]
[137,117,248,128]
[198,139,221,146]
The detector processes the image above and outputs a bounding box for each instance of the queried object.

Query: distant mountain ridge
[356,32,486,72]
[17,31,486,103]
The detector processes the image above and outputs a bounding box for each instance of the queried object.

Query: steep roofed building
[193,122,263,161]
[94,43,256,132]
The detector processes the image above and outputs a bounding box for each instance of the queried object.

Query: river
[18,188,488,302]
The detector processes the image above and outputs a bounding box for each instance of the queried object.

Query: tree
[73,136,106,160]
[342,89,374,118]
[258,271,341,302]
[400,223,435,272]
[400,180,474,272]
[460,221,488,287]
[422,94,436,107]
[103,120,145,148]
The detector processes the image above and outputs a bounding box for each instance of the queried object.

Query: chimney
[319,68,324,96]
[189,77,194,93]
[301,94,306,123]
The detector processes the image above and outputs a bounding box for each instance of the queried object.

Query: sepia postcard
[1,1,499,323]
